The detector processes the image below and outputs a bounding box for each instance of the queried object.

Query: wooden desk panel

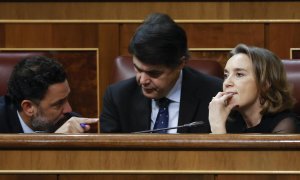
[0,175,56,180]
[60,174,213,180]
[0,134,300,174]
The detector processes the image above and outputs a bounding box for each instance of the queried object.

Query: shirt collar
[17,111,35,133]
[165,70,182,103]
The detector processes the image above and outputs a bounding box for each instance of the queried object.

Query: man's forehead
[42,81,70,102]
[133,57,167,72]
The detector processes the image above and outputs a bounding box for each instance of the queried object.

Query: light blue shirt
[17,111,34,133]
[151,71,182,134]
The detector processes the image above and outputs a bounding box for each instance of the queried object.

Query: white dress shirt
[151,71,182,133]
[17,111,34,133]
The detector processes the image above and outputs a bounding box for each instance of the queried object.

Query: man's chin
[142,93,157,99]
[142,90,158,99]
[31,119,56,132]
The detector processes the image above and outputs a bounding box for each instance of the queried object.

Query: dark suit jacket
[0,96,23,133]
[100,67,222,133]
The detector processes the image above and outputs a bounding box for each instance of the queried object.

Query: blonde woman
[209,44,298,133]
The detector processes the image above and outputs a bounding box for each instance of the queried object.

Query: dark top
[226,110,300,133]
[0,96,23,133]
[100,67,223,133]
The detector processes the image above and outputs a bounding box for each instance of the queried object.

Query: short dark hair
[229,44,294,114]
[8,56,67,110]
[128,13,189,68]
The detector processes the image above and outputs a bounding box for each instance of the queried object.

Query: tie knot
[157,97,171,108]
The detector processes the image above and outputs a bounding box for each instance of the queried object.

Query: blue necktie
[153,98,171,133]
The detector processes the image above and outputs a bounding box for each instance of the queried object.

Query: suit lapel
[10,112,23,133]
[5,96,24,133]
[178,69,201,133]
[131,88,152,132]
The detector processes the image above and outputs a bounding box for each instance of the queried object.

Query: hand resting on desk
[55,117,98,133]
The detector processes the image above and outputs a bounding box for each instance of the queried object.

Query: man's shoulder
[0,96,9,109]
[0,96,14,121]
[183,67,223,85]
[0,96,15,114]
[104,77,141,98]
[0,96,22,133]
[109,77,138,91]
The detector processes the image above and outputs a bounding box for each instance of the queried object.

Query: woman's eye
[224,73,228,79]
[236,73,244,77]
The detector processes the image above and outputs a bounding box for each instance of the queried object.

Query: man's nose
[139,72,150,85]
[62,101,72,114]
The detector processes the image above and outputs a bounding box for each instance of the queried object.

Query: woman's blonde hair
[229,44,294,114]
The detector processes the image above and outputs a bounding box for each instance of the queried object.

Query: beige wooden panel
[189,49,231,68]
[230,2,300,19]
[97,24,120,111]
[183,23,265,48]
[119,23,139,56]
[60,175,214,180]
[268,23,300,59]
[0,2,230,20]
[4,24,52,47]
[0,24,5,47]
[1,134,300,173]
[0,175,56,180]
[1,150,300,172]
[52,23,98,48]
[217,175,300,180]
[0,2,300,20]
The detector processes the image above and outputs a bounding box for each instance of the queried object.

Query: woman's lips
[225,91,238,95]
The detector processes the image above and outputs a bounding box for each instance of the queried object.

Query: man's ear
[20,100,36,117]
[178,56,188,69]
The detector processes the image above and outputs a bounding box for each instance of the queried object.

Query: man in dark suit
[100,13,222,133]
[0,56,98,133]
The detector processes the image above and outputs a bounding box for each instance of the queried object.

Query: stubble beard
[31,109,55,132]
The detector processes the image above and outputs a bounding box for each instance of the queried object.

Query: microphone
[133,121,205,133]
